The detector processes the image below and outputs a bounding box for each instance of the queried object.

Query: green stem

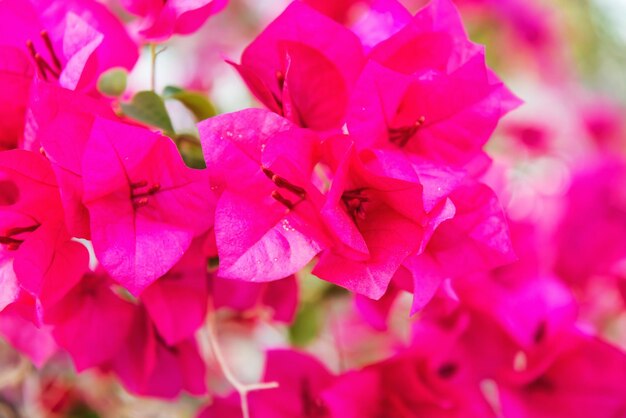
[150,43,157,92]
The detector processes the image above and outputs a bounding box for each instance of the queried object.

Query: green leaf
[176,134,207,169]
[97,67,127,97]
[121,91,174,134]
[163,85,216,121]
[288,302,323,347]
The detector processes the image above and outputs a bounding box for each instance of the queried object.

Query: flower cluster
[1,0,626,417]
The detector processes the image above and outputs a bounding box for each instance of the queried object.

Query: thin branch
[206,314,279,418]
[150,43,157,92]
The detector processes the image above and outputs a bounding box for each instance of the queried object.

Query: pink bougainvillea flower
[12,222,89,317]
[346,59,519,166]
[353,179,514,326]
[120,0,228,41]
[82,118,214,296]
[106,305,207,399]
[406,287,518,382]
[312,137,445,299]
[199,109,327,282]
[323,341,496,418]
[231,2,365,130]
[368,0,481,74]
[401,182,515,312]
[29,80,119,237]
[45,270,136,371]
[499,333,626,418]
[0,46,34,150]
[302,0,412,50]
[0,150,83,319]
[198,349,335,418]
[455,274,578,352]
[0,0,137,92]
[554,158,626,288]
[140,238,209,346]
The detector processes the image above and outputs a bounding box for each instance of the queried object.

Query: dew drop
[281,219,295,232]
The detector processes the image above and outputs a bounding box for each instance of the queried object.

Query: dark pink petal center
[0,223,40,251]
[26,30,63,81]
[130,180,161,209]
[341,187,369,223]
[262,166,307,210]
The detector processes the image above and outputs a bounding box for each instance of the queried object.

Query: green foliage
[121,91,174,134]
[66,403,100,418]
[289,302,323,347]
[163,86,217,122]
[176,134,207,169]
[97,68,127,97]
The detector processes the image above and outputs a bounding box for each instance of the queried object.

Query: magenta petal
[248,349,335,417]
[426,182,516,277]
[237,1,364,128]
[402,253,445,314]
[30,81,117,236]
[110,307,206,398]
[170,0,228,36]
[402,56,518,165]
[242,2,364,94]
[83,118,213,295]
[351,0,412,51]
[136,0,227,40]
[345,61,412,150]
[0,46,33,150]
[34,0,138,88]
[198,108,295,195]
[215,190,322,282]
[355,284,401,331]
[314,207,423,299]
[262,275,299,322]
[211,275,298,323]
[141,240,209,345]
[280,41,350,130]
[49,274,136,371]
[0,309,57,368]
[138,338,207,398]
[409,158,466,213]
[13,222,89,311]
[58,12,103,90]
[370,0,481,74]
[108,307,158,396]
[197,398,241,418]
[228,61,284,115]
[500,335,626,418]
